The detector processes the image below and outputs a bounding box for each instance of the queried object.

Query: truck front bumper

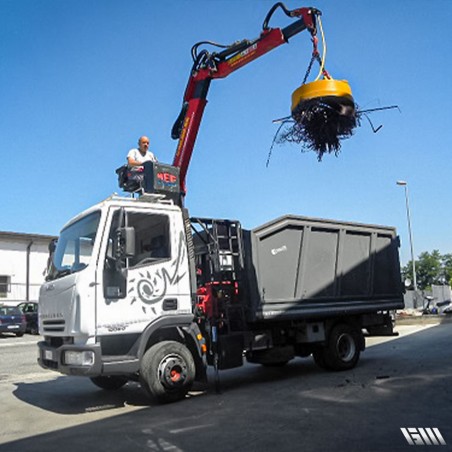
[37,340,103,376]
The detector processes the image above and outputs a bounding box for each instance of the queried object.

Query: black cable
[191,41,230,63]
[263,3,292,30]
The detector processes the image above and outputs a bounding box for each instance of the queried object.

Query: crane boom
[171,4,320,193]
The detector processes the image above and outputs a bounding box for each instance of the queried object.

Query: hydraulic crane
[171,3,322,193]
[117,3,356,198]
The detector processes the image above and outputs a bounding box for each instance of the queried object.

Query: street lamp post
[396,181,418,296]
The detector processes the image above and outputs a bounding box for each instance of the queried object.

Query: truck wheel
[312,347,330,370]
[90,376,128,390]
[324,324,362,371]
[140,341,195,404]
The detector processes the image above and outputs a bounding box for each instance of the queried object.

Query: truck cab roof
[61,194,181,233]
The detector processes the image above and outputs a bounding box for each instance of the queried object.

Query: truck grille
[42,319,65,332]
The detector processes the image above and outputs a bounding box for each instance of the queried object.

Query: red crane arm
[171,4,320,193]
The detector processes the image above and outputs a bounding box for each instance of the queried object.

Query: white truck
[38,187,404,403]
[37,4,404,403]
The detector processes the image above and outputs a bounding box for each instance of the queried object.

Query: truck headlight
[64,350,95,366]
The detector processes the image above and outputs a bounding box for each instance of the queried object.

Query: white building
[0,231,56,304]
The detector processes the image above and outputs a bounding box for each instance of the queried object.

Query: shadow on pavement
[4,324,452,452]
[12,377,150,414]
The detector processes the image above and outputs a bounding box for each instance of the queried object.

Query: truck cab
[38,194,206,401]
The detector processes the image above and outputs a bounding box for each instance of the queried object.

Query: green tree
[442,253,452,285]
[402,250,446,290]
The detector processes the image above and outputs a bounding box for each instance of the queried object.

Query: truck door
[95,207,191,339]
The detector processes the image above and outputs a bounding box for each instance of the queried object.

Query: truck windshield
[50,211,101,280]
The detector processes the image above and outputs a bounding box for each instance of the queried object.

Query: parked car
[17,302,39,335]
[0,305,26,337]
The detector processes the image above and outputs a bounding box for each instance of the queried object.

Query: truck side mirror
[115,227,136,260]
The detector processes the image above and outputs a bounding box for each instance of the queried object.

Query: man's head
[138,136,150,154]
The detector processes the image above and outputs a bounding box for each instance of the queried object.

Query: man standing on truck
[127,135,158,192]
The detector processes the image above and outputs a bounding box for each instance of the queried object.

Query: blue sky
[1,0,451,264]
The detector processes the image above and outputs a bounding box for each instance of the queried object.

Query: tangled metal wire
[266,102,399,167]
[279,95,359,161]
[264,13,399,166]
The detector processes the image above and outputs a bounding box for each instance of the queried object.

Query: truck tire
[140,341,195,404]
[323,324,362,371]
[90,376,128,390]
[312,347,330,370]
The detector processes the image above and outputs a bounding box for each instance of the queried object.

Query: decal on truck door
[103,210,188,317]
[128,231,187,314]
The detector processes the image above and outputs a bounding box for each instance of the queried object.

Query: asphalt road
[0,323,451,452]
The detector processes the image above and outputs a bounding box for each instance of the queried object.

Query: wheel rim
[336,333,356,362]
[158,354,188,389]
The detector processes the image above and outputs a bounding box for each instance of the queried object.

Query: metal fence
[404,285,452,310]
